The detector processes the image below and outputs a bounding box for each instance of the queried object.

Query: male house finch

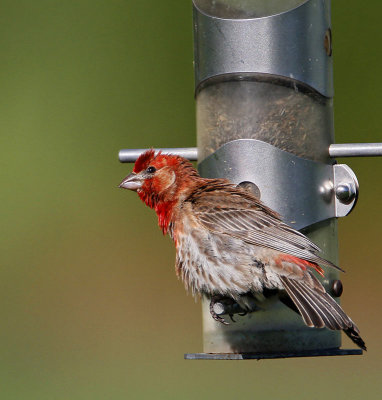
[119,149,366,350]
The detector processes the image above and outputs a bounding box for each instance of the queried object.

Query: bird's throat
[137,189,175,234]
[154,201,176,234]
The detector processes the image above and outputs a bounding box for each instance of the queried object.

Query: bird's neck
[137,189,177,235]
[154,200,177,235]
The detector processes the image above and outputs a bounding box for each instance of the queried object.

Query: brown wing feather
[188,180,340,271]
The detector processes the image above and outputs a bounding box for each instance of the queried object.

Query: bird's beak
[118,172,143,191]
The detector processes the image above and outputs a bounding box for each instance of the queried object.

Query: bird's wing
[188,184,339,270]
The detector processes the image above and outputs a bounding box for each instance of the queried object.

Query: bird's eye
[146,166,156,174]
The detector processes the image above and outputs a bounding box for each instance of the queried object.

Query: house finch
[119,149,366,350]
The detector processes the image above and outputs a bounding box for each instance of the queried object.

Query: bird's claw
[210,306,230,325]
[209,296,230,325]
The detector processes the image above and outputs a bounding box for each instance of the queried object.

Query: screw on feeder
[319,180,334,204]
[324,28,332,56]
[237,181,261,199]
[331,280,343,298]
[336,184,356,204]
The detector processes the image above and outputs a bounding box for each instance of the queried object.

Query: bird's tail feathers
[344,327,367,351]
[279,275,366,351]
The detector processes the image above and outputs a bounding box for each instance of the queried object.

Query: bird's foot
[228,314,236,323]
[209,296,230,325]
[208,293,261,324]
[209,296,245,325]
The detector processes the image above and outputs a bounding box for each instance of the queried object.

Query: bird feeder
[119,0,382,359]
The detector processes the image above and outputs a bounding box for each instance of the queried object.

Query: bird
[119,149,366,350]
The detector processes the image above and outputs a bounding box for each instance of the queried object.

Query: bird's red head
[119,149,199,233]
[132,149,183,174]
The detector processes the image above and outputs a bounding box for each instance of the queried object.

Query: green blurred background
[1,1,381,399]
